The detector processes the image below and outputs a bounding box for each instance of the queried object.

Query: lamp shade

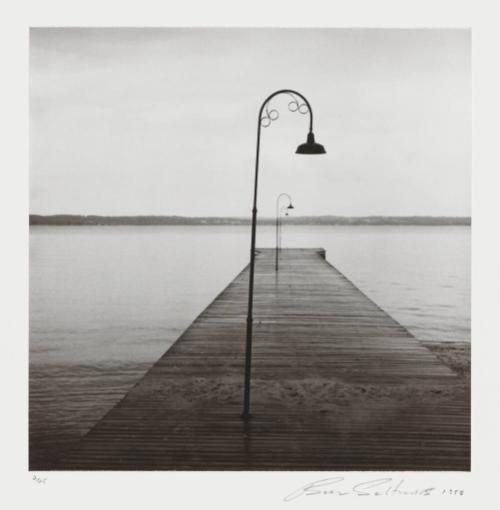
[296,132,326,155]
[287,203,294,209]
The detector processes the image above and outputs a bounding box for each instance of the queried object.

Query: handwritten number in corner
[32,474,47,485]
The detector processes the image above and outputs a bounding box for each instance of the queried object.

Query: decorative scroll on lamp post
[243,90,326,420]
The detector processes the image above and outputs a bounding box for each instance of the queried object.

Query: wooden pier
[59,248,469,470]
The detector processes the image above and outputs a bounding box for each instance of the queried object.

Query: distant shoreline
[29,214,471,226]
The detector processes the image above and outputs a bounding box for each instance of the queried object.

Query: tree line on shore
[29,214,471,226]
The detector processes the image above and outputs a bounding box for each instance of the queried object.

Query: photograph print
[29,27,471,471]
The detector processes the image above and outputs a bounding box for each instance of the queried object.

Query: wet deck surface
[58,248,470,470]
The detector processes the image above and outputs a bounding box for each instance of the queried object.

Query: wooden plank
[58,248,469,470]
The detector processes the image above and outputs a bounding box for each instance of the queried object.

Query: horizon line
[29,213,471,219]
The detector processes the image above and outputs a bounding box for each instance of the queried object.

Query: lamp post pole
[275,193,294,272]
[242,89,326,421]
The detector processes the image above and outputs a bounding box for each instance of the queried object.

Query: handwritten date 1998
[443,488,464,496]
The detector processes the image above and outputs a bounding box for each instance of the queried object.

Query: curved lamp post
[275,193,294,271]
[243,89,326,420]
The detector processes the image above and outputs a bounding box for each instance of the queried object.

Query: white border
[2,1,499,508]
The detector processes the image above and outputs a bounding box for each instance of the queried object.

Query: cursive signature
[284,477,436,501]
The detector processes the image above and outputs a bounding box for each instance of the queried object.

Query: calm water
[29,225,470,467]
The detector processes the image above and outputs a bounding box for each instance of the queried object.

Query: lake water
[29,225,470,468]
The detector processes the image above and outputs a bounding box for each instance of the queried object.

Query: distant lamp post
[275,193,294,271]
[279,203,294,251]
[243,90,326,421]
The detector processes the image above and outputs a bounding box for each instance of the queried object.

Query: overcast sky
[30,28,470,217]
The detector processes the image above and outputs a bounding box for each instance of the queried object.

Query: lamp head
[296,131,326,155]
[287,203,294,210]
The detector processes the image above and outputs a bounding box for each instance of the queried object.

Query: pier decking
[59,248,470,470]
